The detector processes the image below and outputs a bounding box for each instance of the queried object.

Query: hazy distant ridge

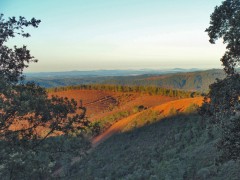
[25,69,225,92]
[25,68,202,78]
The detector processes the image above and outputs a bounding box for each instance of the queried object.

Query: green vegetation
[1,1,240,179]
[47,84,202,98]
[27,69,226,92]
[101,69,225,92]
[94,110,130,134]
[94,103,199,137]
[123,109,161,132]
[94,105,158,135]
[68,1,240,179]
[184,103,199,114]
[122,103,199,132]
[68,113,240,179]
[202,0,240,163]
[0,14,94,179]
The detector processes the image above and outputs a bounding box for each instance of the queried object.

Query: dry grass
[92,97,203,147]
[50,89,177,121]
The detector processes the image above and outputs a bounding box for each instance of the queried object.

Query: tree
[206,0,240,75]
[201,0,240,162]
[0,14,93,179]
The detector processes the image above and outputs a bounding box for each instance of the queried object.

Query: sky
[1,0,225,72]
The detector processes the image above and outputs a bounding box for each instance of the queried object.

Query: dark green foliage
[0,14,93,179]
[218,116,240,162]
[95,110,130,134]
[69,114,240,179]
[202,0,240,163]
[206,0,240,75]
[132,105,146,113]
[0,135,91,179]
[201,75,240,124]
[123,109,161,131]
[47,84,201,98]
[0,14,40,83]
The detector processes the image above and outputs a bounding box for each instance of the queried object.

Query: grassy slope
[69,106,240,180]
[92,97,203,147]
[49,90,177,121]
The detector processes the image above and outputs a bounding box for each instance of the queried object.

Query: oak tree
[202,0,240,162]
[0,14,92,179]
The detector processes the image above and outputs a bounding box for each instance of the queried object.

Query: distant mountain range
[25,68,226,92]
[100,69,226,92]
[25,68,202,78]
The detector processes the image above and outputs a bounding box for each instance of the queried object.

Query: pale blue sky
[2,0,224,72]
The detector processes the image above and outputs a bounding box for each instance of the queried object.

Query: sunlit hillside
[92,97,203,147]
[49,89,177,121]
[2,0,240,179]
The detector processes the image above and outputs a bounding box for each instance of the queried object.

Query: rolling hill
[92,97,203,147]
[26,69,226,92]
[47,86,239,179]
[101,69,225,92]
[49,89,179,133]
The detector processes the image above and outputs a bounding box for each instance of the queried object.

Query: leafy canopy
[202,0,240,162]
[0,14,93,179]
[206,0,240,75]
[203,0,240,119]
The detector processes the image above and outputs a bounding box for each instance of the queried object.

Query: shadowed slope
[92,97,203,147]
[71,113,240,180]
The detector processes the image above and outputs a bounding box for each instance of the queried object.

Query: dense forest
[47,84,202,98]
[69,113,240,179]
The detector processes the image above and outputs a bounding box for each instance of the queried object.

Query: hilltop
[49,89,177,121]
[92,97,203,147]
[26,69,225,92]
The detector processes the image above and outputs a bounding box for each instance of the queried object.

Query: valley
[3,1,240,179]
[5,77,240,180]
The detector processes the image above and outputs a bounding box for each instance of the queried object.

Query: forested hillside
[103,69,225,92]
[69,113,240,180]
[48,84,201,98]
[26,69,225,92]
